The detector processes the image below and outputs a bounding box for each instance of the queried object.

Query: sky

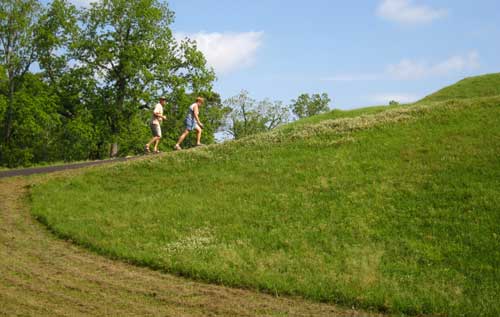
[69,0,500,109]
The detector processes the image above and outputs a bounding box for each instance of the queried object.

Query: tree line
[0,0,331,168]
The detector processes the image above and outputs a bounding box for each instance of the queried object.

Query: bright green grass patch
[420,72,500,102]
[287,104,403,127]
[31,97,500,316]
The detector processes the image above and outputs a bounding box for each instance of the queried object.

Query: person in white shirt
[145,96,167,153]
[174,97,205,150]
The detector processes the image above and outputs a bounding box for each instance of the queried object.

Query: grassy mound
[420,72,500,102]
[31,95,500,315]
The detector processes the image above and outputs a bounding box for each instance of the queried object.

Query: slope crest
[420,72,500,102]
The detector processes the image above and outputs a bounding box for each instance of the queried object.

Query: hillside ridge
[28,75,500,316]
[419,72,500,102]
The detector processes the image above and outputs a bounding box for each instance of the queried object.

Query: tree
[199,92,232,144]
[71,0,215,156]
[0,0,42,146]
[0,73,62,167]
[36,0,81,118]
[291,93,331,119]
[224,90,290,139]
[36,0,78,86]
[0,0,219,167]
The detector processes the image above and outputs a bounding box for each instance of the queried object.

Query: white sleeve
[153,104,162,114]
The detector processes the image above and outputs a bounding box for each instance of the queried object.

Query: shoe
[195,143,205,147]
[173,144,182,151]
[153,150,161,154]
[144,145,150,153]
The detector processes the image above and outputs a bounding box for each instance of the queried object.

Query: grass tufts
[30,90,500,315]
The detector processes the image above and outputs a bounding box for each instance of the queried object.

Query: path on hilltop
[0,162,379,316]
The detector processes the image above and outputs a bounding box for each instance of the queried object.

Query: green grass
[419,72,500,102]
[30,91,500,315]
[287,104,404,127]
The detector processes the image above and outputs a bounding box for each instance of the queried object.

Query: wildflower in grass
[164,227,215,253]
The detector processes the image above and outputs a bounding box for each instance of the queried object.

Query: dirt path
[0,171,379,316]
[0,157,139,179]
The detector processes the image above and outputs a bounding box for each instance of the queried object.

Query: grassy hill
[419,72,500,102]
[30,76,500,316]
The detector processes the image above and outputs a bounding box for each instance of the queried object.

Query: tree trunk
[109,75,127,158]
[109,143,118,158]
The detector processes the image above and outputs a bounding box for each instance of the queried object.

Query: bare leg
[146,136,159,151]
[176,129,190,147]
[153,137,160,152]
[195,127,202,145]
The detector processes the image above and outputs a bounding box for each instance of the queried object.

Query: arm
[153,111,166,121]
[193,105,203,127]
[153,104,167,121]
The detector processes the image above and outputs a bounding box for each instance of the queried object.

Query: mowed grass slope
[31,76,500,316]
[419,72,500,102]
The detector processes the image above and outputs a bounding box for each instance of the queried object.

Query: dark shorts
[150,123,161,137]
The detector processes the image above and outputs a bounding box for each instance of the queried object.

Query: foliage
[58,107,100,162]
[0,0,42,145]
[224,90,290,139]
[290,92,331,119]
[0,0,219,167]
[35,0,78,83]
[69,0,215,155]
[1,73,61,167]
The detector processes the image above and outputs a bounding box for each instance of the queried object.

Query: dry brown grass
[0,173,381,316]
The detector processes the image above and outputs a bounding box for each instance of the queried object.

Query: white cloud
[386,59,428,80]
[432,52,480,75]
[387,51,480,80]
[175,31,264,75]
[376,0,448,24]
[370,93,420,104]
[324,51,480,82]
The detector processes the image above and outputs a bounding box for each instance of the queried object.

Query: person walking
[145,96,167,154]
[174,97,205,150]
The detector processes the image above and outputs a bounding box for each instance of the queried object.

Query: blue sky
[72,0,500,109]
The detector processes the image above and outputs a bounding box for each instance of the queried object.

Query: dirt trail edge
[0,157,139,179]
[0,173,380,316]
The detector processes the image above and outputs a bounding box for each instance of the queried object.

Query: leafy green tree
[34,0,102,162]
[0,0,218,166]
[1,73,61,167]
[291,93,331,119]
[35,0,78,85]
[225,90,290,139]
[199,92,232,144]
[71,0,215,156]
[257,99,290,130]
[35,0,85,118]
[0,95,6,141]
[0,65,6,122]
[0,0,42,146]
